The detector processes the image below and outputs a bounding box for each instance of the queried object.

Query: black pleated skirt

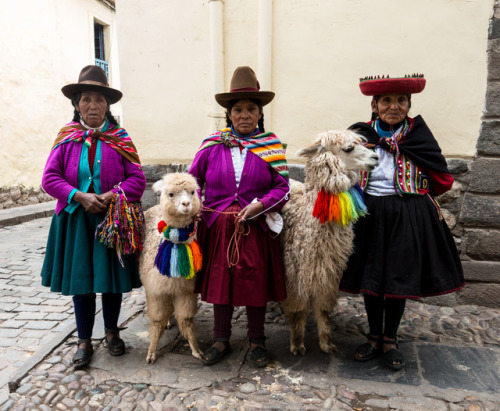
[339,193,464,299]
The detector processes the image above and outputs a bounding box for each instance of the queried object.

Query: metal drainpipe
[258,0,273,128]
[209,0,225,131]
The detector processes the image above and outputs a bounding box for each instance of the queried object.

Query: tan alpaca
[280,130,378,355]
[139,172,202,363]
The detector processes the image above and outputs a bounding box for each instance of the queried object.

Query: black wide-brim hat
[61,65,123,104]
[359,74,426,96]
[215,66,275,108]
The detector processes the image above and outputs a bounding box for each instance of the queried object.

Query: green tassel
[177,244,191,278]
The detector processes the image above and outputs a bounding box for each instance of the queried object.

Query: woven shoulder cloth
[364,117,415,152]
[52,121,141,168]
[198,128,289,179]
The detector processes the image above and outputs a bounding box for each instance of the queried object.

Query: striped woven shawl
[52,121,141,168]
[197,128,289,179]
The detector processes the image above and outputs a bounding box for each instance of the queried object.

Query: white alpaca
[139,172,203,363]
[280,130,378,355]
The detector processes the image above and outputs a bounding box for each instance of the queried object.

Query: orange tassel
[332,195,340,222]
[190,239,203,272]
[327,192,335,221]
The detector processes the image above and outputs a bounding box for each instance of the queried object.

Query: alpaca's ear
[297,143,324,158]
[152,179,164,193]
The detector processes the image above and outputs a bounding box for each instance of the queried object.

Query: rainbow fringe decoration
[154,220,202,279]
[312,184,367,225]
[95,191,145,266]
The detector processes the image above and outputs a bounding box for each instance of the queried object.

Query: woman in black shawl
[339,75,464,370]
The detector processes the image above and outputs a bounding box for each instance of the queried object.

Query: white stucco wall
[1,0,492,188]
[117,0,492,167]
[0,0,120,188]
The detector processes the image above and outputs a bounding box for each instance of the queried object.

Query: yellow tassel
[338,192,352,225]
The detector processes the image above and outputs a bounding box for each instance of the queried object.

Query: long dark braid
[70,92,120,126]
[225,99,265,133]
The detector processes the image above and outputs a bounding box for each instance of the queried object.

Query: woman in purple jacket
[189,66,290,367]
[41,66,146,369]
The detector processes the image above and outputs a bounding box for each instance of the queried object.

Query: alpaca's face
[297,130,379,193]
[332,141,379,173]
[298,130,378,172]
[153,174,201,223]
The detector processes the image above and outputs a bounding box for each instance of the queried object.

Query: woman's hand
[73,191,108,214]
[238,201,264,220]
[96,190,115,207]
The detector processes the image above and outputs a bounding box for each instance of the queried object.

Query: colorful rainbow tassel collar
[153,219,202,279]
[312,184,367,225]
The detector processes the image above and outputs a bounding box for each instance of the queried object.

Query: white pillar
[258,0,273,128]
[209,0,225,132]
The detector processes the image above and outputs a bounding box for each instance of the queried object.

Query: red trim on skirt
[195,203,287,306]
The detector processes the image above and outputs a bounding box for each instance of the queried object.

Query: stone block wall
[454,1,500,308]
[0,186,53,210]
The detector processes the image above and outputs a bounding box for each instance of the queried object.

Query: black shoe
[354,333,381,362]
[105,327,126,356]
[382,338,405,370]
[72,339,94,369]
[202,342,231,366]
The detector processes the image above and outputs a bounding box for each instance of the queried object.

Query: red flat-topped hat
[61,65,123,104]
[215,66,275,108]
[359,74,426,96]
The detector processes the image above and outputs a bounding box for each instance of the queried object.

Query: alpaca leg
[285,309,308,356]
[173,294,202,360]
[313,300,337,354]
[146,293,173,364]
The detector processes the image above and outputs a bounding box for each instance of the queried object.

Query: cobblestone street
[1,217,500,410]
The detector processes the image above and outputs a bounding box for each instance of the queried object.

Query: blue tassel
[349,185,367,215]
[170,245,180,278]
[154,240,173,276]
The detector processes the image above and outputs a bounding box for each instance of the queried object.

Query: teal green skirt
[41,206,142,296]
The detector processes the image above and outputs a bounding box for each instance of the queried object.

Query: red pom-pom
[157,220,167,233]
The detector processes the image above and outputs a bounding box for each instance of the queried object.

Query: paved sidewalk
[0,212,500,410]
[0,202,56,229]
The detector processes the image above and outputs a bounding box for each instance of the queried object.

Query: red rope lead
[201,206,250,268]
[227,217,250,268]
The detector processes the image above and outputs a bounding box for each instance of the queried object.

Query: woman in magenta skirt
[189,66,289,367]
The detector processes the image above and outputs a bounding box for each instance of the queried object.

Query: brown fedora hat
[215,66,275,109]
[61,65,123,104]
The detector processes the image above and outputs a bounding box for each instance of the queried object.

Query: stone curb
[0,201,56,228]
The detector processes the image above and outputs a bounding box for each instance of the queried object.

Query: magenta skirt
[194,203,287,306]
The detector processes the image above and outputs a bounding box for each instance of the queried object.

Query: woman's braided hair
[225,98,265,133]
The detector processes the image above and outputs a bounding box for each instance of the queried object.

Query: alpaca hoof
[290,345,306,356]
[146,352,156,364]
[320,342,338,355]
[192,350,203,360]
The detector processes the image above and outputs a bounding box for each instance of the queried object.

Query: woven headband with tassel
[312,184,367,225]
[153,220,202,279]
